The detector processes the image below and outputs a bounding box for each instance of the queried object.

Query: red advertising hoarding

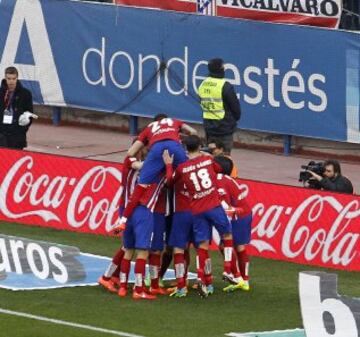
[0,149,123,235]
[114,0,342,28]
[0,149,358,271]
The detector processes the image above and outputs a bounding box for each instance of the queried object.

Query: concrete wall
[35,105,360,161]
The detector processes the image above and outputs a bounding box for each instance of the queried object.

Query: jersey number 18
[189,168,212,191]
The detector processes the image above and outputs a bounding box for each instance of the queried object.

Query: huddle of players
[98,114,252,300]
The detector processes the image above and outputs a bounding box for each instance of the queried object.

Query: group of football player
[98,114,252,300]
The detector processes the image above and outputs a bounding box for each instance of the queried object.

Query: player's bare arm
[127,140,144,157]
[181,123,197,135]
[162,149,176,186]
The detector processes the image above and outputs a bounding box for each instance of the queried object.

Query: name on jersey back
[182,159,212,173]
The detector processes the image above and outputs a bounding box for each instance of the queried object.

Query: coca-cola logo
[249,186,360,268]
[0,156,122,232]
[1,150,359,272]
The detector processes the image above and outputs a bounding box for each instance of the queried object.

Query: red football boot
[132,291,157,300]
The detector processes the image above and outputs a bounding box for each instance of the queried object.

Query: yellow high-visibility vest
[198,77,226,120]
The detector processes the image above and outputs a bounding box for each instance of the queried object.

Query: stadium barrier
[114,0,343,28]
[0,148,359,272]
[0,0,359,143]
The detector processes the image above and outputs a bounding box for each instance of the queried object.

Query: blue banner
[0,0,359,142]
[0,234,196,291]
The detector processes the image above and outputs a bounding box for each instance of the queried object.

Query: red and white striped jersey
[216,173,251,216]
[173,177,191,212]
[175,155,222,214]
[120,156,140,208]
[154,187,171,215]
[141,177,167,212]
[137,118,183,148]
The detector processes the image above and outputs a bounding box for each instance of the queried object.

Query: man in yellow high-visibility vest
[198,58,241,154]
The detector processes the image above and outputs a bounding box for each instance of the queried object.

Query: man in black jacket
[308,159,354,194]
[0,67,37,150]
[198,58,241,154]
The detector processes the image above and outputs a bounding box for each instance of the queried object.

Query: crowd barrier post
[129,115,138,135]
[284,135,292,156]
[52,107,62,126]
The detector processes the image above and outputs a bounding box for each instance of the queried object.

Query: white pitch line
[0,308,145,337]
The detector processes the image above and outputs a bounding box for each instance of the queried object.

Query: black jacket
[320,175,354,194]
[203,72,241,137]
[0,79,33,148]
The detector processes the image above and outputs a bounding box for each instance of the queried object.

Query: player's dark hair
[5,66,18,77]
[324,159,341,175]
[214,155,233,176]
[214,140,225,150]
[154,113,168,121]
[184,135,202,152]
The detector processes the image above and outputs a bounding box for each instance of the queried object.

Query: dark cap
[208,58,224,74]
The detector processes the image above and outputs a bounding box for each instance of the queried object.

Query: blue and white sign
[0,234,195,291]
[0,0,359,142]
[226,329,305,337]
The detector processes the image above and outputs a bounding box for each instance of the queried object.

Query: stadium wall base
[35,105,360,162]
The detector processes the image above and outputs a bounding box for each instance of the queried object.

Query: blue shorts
[168,211,194,250]
[118,206,124,217]
[193,206,231,244]
[139,140,187,184]
[123,205,154,250]
[151,212,166,251]
[232,214,252,245]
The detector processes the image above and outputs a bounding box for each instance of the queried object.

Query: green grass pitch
[1,221,359,337]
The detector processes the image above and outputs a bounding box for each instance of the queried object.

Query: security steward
[0,66,37,150]
[198,58,241,154]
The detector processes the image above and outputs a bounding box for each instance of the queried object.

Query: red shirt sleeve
[124,156,137,169]
[172,165,182,185]
[137,127,149,144]
[165,164,174,186]
[175,119,184,130]
[213,161,223,173]
[228,178,241,206]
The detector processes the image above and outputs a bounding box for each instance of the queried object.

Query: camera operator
[307,160,353,194]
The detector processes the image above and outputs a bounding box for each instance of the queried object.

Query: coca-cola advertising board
[0,149,123,235]
[241,180,360,272]
[0,149,359,271]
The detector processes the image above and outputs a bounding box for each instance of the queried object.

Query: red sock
[119,258,131,288]
[111,248,125,278]
[123,185,147,219]
[134,258,146,293]
[112,248,125,265]
[159,249,173,279]
[197,248,211,285]
[237,250,250,281]
[231,250,241,278]
[174,253,186,289]
[149,253,161,289]
[223,239,233,274]
[184,249,190,282]
[112,266,121,278]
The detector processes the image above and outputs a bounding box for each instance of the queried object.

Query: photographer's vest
[198,77,226,120]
